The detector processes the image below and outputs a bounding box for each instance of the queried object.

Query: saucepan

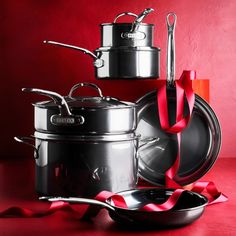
[40,188,208,227]
[43,8,160,79]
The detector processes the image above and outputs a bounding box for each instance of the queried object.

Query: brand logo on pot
[50,115,85,126]
[51,116,75,125]
[121,31,146,40]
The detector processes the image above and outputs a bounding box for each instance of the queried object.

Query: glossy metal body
[43,188,208,227]
[101,23,154,47]
[95,46,160,79]
[34,101,136,134]
[33,132,140,197]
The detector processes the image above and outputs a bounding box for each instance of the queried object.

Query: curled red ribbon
[157,70,227,203]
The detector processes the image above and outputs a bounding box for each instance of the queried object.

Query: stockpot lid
[35,95,135,110]
[32,82,136,110]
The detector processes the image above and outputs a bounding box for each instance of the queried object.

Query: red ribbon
[0,189,192,218]
[157,70,227,203]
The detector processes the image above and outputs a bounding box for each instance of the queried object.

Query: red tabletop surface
[0,157,235,236]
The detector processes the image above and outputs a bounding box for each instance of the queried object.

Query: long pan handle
[166,13,177,86]
[39,196,115,211]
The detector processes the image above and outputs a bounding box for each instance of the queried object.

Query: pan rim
[135,90,222,186]
[107,188,208,213]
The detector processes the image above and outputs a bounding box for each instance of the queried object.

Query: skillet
[42,188,208,227]
[136,13,221,186]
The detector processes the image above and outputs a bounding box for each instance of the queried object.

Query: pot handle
[14,136,39,159]
[138,137,160,151]
[43,40,104,68]
[114,9,154,40]
[22,88,72,116]
[68,82,103,98]
[130,8,154,33]
[113,12,138,23]
[22,88,85,126]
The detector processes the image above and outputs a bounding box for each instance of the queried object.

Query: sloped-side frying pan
[42,188,208,227]
[136,13,221,186]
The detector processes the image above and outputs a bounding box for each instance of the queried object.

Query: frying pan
[136,13,221,186]
[41,188,208,227]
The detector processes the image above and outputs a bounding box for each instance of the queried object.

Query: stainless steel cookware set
[15,9,221,227]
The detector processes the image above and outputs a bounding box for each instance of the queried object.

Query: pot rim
[34,131,141,142]
[95,46,161,52]
[100,23,154,27]
[32,99,137,110]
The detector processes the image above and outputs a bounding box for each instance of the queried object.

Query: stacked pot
[44,8,160,79]
[16,8,160,197]
[16,83,138,197]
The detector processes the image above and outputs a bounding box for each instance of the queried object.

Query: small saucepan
[41,188,208,227]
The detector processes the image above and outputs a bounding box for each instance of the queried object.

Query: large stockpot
[23,83,137,134]
[15,133,157,197]
[43,8,160,79]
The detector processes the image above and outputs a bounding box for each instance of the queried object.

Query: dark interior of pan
[108,188,208,227]
[136,90,221,186]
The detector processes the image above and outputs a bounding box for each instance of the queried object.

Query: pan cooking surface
[106,188,208,226]
[108,188,207,210]
[136,91,221,186]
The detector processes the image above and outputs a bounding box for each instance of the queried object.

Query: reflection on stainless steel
[17,133,141,197]
[15,132,158,197]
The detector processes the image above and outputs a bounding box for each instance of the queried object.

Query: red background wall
[1,0,235,158]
